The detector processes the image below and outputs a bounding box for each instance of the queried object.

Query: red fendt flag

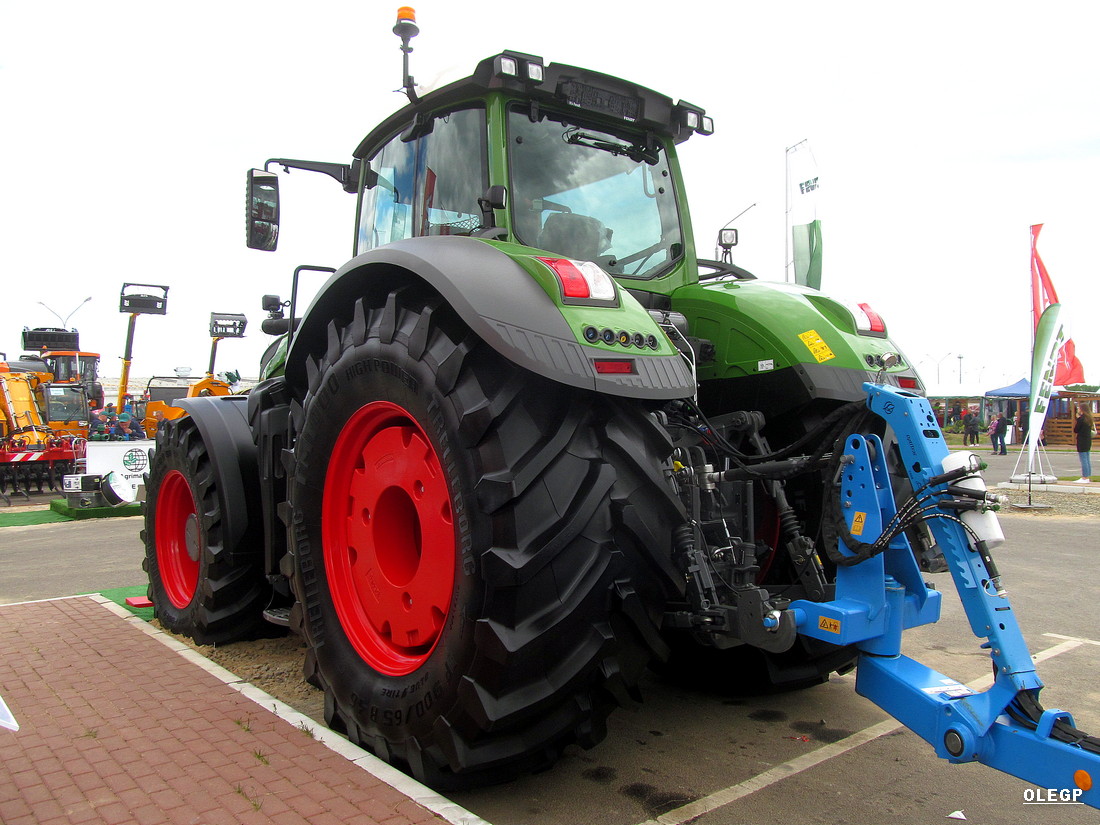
[1030,224,1085,385]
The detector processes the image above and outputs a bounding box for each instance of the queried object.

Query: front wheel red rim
[156,469,201,609]
[322,401,456,676]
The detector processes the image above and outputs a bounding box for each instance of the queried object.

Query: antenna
[394,7,420,103]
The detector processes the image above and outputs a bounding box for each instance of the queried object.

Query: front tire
[286,289,682,788]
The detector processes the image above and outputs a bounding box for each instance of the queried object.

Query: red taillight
[537,257,617,302]
[857,302,886,334]
[593,359,636,375]
[897,376,920,390]
[540,257,591,298]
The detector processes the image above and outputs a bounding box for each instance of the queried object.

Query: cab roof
[353,51,712,160]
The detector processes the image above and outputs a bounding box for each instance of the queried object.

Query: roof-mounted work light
[492,52,546,84]
[675,102,715,136]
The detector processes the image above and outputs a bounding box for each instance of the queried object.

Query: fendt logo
[122,449,148,474]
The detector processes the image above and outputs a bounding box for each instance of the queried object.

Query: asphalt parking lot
[4,462,1100,824]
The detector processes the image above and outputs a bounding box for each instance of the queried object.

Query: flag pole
[1011,225,1057,510]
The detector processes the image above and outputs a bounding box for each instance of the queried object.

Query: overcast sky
[4,1,1099,392]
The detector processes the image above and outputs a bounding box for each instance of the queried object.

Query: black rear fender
[284,236,694,401]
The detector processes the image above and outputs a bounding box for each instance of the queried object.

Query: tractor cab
[35,351,100,386]
[247,49,716,301]
[28,352,103,409]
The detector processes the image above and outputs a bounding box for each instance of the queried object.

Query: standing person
[992,413,1008,455]
[963,410,980,446]
[1074,403,1094,482]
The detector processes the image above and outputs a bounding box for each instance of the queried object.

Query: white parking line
[1044,632,1100,647]
[635,718,903,825]
[635,637,1087,825]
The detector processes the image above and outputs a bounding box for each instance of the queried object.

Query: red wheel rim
[322,401,456,676]
[156,469,200,609]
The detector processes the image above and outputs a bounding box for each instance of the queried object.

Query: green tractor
[142,11,925,789]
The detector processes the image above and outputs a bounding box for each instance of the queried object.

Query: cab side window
[358,107,487,253]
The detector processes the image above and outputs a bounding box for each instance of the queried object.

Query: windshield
[79,355,99,383]
[43,385,88,423]
[46,355,77,382]
[508,109,682,279]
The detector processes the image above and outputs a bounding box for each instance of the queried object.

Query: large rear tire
[142,416,273,645]
[286,288,683,788]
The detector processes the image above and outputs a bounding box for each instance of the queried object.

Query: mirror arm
[264,158,359,193]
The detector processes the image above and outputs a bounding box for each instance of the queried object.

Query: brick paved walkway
[0,596,487,825]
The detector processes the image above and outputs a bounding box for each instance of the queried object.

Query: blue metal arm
[790,383,1099,806]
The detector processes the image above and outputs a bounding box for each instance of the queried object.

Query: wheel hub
[184,513,201,562]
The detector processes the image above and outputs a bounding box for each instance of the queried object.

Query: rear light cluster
[854,302,886,335]
[537,257,618,304]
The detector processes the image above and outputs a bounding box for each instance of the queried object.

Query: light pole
[38,297,92,328]
[958,354,963,384]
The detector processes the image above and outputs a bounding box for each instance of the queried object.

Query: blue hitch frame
[790,383,1099,805]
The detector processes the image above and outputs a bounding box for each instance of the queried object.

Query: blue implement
[791,383,1100,806]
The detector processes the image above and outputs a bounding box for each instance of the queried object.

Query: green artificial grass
[0,499,142,527]
[0,509,72,527]
[49,499,142,520]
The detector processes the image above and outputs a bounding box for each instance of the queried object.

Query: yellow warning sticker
[851,511,867,536]
[798,329,836,363]
[818,616,841,634]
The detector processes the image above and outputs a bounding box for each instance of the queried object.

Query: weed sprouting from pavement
[235,784,263,811]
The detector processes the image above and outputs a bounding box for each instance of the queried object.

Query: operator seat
[537,212,608,263]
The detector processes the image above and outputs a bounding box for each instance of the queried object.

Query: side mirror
[479,184,508,212]
[246,169,280,251]
[474,185,509,239]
